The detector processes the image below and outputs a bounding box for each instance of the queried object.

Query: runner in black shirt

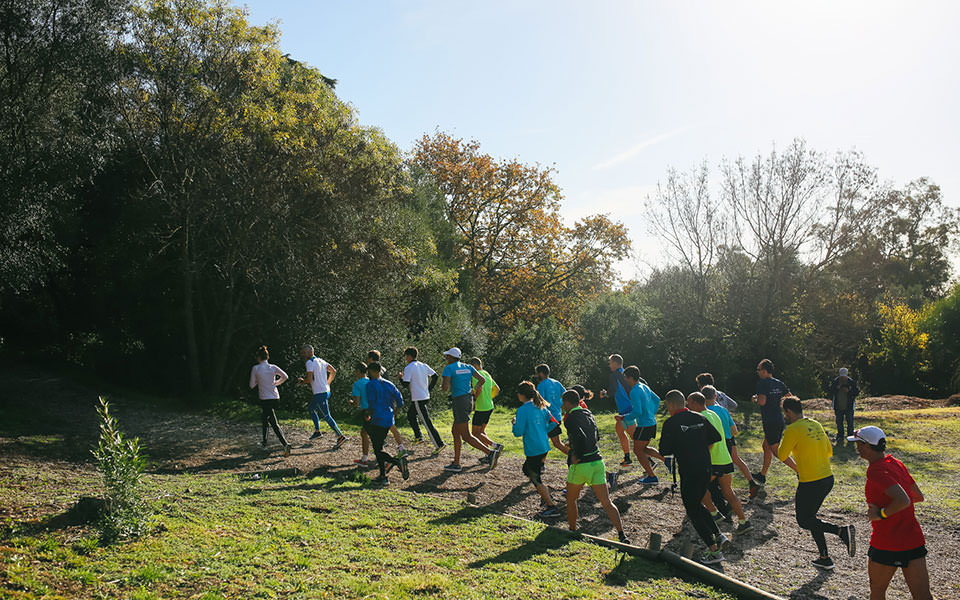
[659,390,729,565]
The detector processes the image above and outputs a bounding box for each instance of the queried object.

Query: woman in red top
[850,426,932,600]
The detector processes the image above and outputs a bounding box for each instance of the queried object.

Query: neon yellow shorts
[567,460,606,486]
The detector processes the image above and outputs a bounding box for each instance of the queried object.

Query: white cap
[847,425,885,445]
[839,367,849,377]
[443,347,462,359]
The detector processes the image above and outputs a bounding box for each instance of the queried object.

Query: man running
[469,357,501,453]
[350,361,372,467]
[619,366,664,484]
[562,390,628,543]
[779,396,855,570]
[659,390,728,564]
[368,350,408,458]
[364,362,409,486]
[535,364,570,454]
[399,346,444,454]
[298,345,346,447]
[441,348,500,472]
[850,426,932,600]
[752,358,797,487]
[249,345,292,457]
[688,390,752,535]
[696,373,738,411]
[702,385,760,500]
[602,354,635,466]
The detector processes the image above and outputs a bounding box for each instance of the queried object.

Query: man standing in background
[829,367,860,444]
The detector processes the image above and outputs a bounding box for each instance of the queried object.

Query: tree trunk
[182,215,202,394]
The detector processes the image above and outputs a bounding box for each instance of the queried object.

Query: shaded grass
[1,471,735,600]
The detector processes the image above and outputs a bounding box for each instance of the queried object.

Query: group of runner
[249,346,933,600]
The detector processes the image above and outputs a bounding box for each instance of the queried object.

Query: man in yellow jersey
[779,396,855,570]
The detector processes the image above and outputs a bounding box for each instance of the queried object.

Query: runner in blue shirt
[601,354,636,467]
[535,364,570,454]
[363,362,409,486]
[752,358,798,487]
[440,347,500,473]
[619,365,665,484]
[512,381,561,518]
[349,362,372,467]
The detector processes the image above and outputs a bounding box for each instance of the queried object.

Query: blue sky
[242,0,959,277]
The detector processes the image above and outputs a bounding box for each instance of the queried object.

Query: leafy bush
[921,283,960,394]
[861,300,930,395]
[91,398,148,543]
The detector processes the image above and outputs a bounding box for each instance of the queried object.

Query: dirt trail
[1,368,956,600]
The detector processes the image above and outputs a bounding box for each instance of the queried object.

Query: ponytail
[517,380,547,410]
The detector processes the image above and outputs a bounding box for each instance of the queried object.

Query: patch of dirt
[2,366,957,600]
[802,394,959,412]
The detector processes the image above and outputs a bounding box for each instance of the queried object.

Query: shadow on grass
[467,528,572,568]
[428,482,535,525]
[602,553,671,586]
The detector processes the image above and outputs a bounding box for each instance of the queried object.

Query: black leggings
[407,400,443,448]
[366,423,400,477]
[681,468,720,547]
[260,399,288,446]
[796,475,840,557]
[708,477,730,516]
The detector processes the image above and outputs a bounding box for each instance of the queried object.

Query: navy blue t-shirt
[756,376,788,423]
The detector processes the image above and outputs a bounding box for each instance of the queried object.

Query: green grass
[1,471,735,600]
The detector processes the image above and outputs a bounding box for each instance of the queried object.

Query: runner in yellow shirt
[470,357,502,453]
[778,396,855,570]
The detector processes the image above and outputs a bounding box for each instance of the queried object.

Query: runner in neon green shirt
[470,357,502,452]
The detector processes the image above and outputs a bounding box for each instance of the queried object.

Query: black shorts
[725,437,737,452]
[472,409,493,427]
[633,425,657,442]
[522,453,547,485]
[868,545,927,568]
[762,418,784,445]
[548,424,562,438]
[711,463,735,477]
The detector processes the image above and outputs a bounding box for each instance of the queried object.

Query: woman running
[248,345,291,457]
[851,426,932,600]
[512,381,561,518]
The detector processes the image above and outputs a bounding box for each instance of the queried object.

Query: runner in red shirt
[850,426,932,600]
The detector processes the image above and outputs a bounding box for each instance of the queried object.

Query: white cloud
[591,125,696,171]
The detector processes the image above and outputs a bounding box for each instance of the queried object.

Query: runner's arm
[428,374,438,390]
[327,365,336,385]
[274,366,289,386]
[300,370,314,385]
[776,427,796,462]
[868,484,912,521]
[441,375,450,392]
[249,368,257,389]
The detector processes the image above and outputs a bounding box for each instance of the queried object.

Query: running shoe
[309,431,323,440]
[699,550,725,565]
[353,458,369,467]
[538,506,561,518]
[620,455,633,467]
[399,455,410,480]
[431,444,447,457]
[639,475,659,485]
[717,534,734,553]
[443,463,462,473]
[397,447,411,459]
[284,444,291,458]
[258,440,268,449]
[617,530,630,544]
[493,442,504,452]
[334,435,347,449]
[371,476,389,486]
[489,445,502,470]
[413,437,425,445]
[812,557,834,570]
[752,472,766,485]
[606,472,619,491]
[735,520,753,535]
[839,524,856,557]
[748,481,760,499]
[478,454,491,466]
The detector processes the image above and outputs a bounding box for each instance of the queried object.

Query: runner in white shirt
[399,346,444,453]
[297,344,345,448]
[248,345,291,457]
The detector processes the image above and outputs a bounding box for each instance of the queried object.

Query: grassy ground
[1,471,735,600]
